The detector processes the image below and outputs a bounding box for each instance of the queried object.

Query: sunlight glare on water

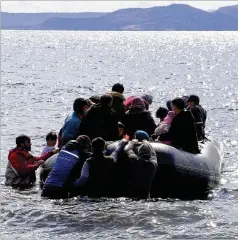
[1,31,238,239]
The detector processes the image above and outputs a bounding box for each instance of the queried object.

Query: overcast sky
[2,1,238,13]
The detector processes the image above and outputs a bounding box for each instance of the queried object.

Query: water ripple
[1,30,238,239]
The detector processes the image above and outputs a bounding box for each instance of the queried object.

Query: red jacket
[8,148,53,176]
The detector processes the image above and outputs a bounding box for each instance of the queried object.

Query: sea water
[1,31,238,239]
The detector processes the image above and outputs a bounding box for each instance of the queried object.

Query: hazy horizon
[2,1,238,13]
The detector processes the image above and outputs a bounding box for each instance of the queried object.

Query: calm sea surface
[1,31,238,239]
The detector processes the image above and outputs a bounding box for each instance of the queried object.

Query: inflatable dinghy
[40,139,223,199]
[107,139,223,200]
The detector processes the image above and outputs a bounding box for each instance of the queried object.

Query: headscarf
[141,94,153,105]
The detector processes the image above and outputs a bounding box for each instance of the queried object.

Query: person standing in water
[5,134,57,189]
[125,130,158,199]
[41,135,92,199]
[74,137,128,198]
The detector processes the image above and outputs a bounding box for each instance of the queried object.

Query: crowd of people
[5,83,207,199]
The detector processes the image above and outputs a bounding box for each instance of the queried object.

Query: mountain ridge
[2,4,238,31]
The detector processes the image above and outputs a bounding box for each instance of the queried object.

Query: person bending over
[41,135,92,199]
[74,137,128,198]
[125,135,158,199]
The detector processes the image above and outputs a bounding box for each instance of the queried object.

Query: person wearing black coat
[123,97,156,139]
[160,97,200,154]
[108,83,126,122]
[108,91,125,122]
[74,137,128,198]
[187,95,207,141]
[79,94,119,141]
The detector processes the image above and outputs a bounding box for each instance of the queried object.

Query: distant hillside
[216,4,238,19]
[1,12,106,28]
[2,4,238,31]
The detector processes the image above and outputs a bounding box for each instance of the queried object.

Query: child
[118,122,129,140]
[154,111,175,144]
[155,107,169,122]
[42,131,57,155]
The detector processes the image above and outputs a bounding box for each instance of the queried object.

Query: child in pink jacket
[154,111,175,144]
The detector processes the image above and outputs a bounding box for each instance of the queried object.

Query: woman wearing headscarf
[123,97,156,139]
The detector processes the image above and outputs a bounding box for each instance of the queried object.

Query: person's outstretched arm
[125,141,140,162]
[110,139,128,163]
[74,161,89,187]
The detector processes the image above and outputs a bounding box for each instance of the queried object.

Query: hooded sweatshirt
[127,143,158,199]
[155,111,175,136]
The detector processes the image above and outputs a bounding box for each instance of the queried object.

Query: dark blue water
[1,31,238,239]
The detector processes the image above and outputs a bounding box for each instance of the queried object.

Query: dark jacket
[127,142,158,199]
[189,105,207,140]
[79,104,119,141]
[108,91,126,122]
[86,154,115,198]
[123,109,156,139]
[161,110,199,154]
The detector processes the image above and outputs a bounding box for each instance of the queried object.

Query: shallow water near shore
[1,31,238,239]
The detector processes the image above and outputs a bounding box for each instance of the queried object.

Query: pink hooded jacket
[154,111,175,136]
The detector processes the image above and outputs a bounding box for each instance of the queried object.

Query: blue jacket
[62,112,81,143]
[44,148,80,188]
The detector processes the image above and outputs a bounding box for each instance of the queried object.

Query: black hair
[112,83,124,93]
[118,122,125,129]
[16,134,30,147]
[89,95,100,104]
[76,135,92,152]
[92,137,105,154]
[46,131,57,141]
[156,107,169,120]
[166,100,172,111]
[187,95,200,105]
[100,94,113,106]
[172,97,185,110]
[65,140,79,151]
[73,98,88,115]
